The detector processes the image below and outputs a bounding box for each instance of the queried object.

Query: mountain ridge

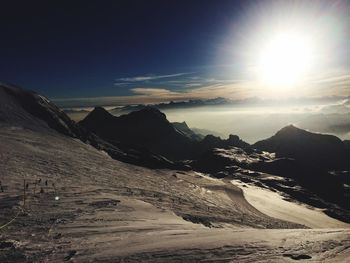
[80,106,198,160]
[80,106,250,161]
[253,124,350,169]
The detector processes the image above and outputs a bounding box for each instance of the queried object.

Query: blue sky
[0,1,238,97]
[1,0,350,107]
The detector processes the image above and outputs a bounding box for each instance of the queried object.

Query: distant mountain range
[107,96,350,115]
[109,97,235,114]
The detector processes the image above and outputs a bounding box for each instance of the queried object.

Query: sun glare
[257,31,313,88]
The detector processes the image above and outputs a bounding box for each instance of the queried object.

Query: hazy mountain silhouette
[110,97,233,114]
[191,127,224,138]
[253,125,350,170]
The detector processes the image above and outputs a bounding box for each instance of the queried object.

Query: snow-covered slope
[0,83,80,136]
[0,84,179,169]
[1,124,349,262]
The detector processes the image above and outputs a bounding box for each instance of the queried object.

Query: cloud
[185,83,202,87]
[130,88,180,96]
[320,98,350,114]
[131,82,252,101]
[311,73,350,85]
[115,72,192,83]
[113,82,130,86]
[114,72,243,91]
[305,70,350,97]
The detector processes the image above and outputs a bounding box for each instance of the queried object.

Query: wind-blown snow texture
[1,126,350,262]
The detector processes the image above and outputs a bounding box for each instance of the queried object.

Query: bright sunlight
[257,31,314,88]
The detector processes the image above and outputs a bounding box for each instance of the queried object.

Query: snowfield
[1,126,350,262]
[231,180,349,229]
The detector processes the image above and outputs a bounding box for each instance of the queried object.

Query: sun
[257,31,313,88]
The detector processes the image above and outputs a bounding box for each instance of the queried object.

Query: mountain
[80,106,197,160]
[0,83,82,137]
[344,140,350,151]
[110,96,330,115]
[253,125,350,170]
[80,106,251,161]
[172,121,204,141]
[191,127,224,138]
[0,84,179,169]
[110,97,234,115]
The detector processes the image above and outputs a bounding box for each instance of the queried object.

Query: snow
[232,180,350,229]
[0,86,50,131]
[1,127,350,262]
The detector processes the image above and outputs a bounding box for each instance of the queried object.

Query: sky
[1,0,350,107]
